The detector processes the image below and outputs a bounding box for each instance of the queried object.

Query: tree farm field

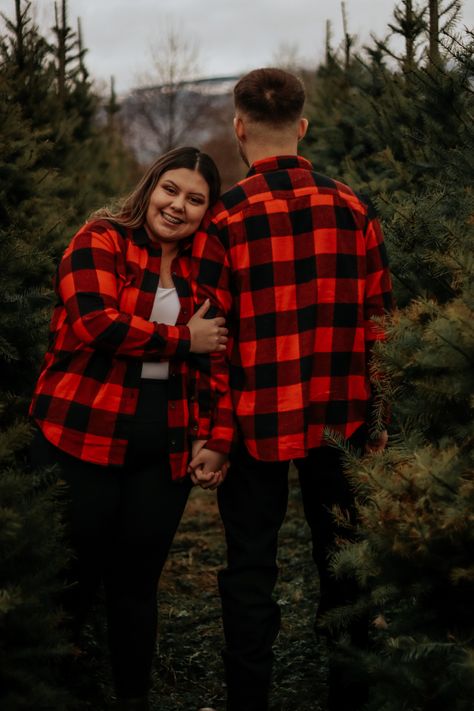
[151,465,327,711]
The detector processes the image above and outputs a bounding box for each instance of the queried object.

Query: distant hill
[119,75,240,166]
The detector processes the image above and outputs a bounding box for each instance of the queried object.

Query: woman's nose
[170,193,185,211]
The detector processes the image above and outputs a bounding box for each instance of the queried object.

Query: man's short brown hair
[234,68,305,126]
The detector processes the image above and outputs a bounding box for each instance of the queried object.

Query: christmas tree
[0,29,71,711]
[301,2,474,708]
[0,2,138,707]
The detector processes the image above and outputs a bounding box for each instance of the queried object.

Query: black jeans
[217,427,368,711]
[31,379,191,699]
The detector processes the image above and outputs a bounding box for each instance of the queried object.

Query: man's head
[233,68,308,165]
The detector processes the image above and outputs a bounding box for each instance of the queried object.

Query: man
[190,68,393,711]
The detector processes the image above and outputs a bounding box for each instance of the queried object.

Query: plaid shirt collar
[246,154,313,177]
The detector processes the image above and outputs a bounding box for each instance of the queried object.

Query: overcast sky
[1,0,473,94]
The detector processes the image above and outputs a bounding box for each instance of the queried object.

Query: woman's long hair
[90,146,221,228]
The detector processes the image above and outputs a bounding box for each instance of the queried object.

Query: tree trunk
[54,0,67,104]
[341,1,352,72]
[429,0,440,65]
[325,19,333,66]
[405,0,415,73]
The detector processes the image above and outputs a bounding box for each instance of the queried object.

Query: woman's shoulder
[65,219,130,255]
[81,218,128,236]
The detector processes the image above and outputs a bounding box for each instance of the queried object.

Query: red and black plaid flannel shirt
[30,219,199,479]
[192,155,394,461]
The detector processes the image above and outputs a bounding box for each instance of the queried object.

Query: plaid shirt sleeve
[58,225,191,359]
[191,220,235,455]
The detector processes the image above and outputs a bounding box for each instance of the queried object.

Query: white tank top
[141,286,181,379]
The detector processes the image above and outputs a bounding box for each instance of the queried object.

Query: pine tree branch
[430,324,474,366]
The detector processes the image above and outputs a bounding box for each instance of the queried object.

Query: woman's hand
[187,299,228,354]
[188,440,229,490]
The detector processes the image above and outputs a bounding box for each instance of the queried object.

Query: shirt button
[170,402,176,409]
[192,424,198,431]
[170,439,176,446]
[182,309,188,315]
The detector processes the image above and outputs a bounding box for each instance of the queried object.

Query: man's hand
[189,445,229,490]
[190,439,207,463]
[366,429,388,453]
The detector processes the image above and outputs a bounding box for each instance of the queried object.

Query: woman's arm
[58,224,227,359]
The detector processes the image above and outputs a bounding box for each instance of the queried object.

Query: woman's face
[145,168,210,245]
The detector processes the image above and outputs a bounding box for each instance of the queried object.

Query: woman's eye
[189,196,204,205]
[163,185,175,194]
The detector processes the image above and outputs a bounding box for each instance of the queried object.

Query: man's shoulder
[207,170,293,223]
[314,173,381,222]
[206,166,375,225]
[219,179,253,213]
[310,172,374,214]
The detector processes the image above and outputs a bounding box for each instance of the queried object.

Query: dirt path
[151,466,328,711]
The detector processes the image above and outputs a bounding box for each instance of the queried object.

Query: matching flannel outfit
[192,155,393,711]
[30,219,199,698]
[30,155,393,708]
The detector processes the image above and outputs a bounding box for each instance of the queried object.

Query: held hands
[187,299,228,354]
[188,439,229,490]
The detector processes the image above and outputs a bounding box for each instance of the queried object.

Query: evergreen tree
[0,2,138,707]
[0,63,72,711]
[328,151,474,709]
[301,2,474,708]
[1,0,137,253]
[302,1,465,195]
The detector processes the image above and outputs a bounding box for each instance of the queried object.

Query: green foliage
[302,3,471,197]
[302,2,474,708]
[328,430,474,710]
[0,2,139,708]
[1,0,138,254]
[0,461,71,711]
[0,19,70,702]
[0,72,65,396]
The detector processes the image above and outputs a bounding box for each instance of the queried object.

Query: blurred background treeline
[0,0,473,709]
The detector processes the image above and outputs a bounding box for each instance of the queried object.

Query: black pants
[31,380,191,699]
[217,427,368,711]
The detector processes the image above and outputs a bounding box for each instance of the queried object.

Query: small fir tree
[0,69,73,711]
[301,3,474,708]
[0,2,139,707]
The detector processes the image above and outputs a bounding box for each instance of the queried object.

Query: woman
[29,147,227,710]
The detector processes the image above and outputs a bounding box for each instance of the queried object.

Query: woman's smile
[145,167,210,244]
[161,210,184,225]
